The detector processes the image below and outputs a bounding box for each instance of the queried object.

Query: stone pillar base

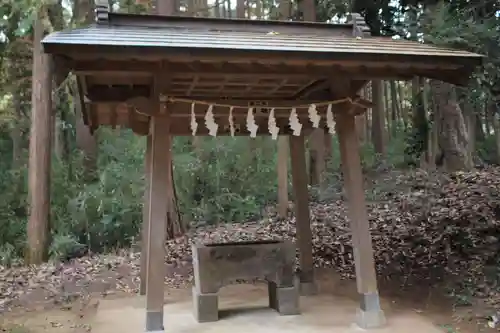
[299,281,318,296]
[295,270,318,296]
[356,308,386,329]
[268,281,300,315]
[355,292,386,329]
[192,287,219,323]
[145,311,163,332]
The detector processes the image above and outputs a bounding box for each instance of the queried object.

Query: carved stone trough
[192,240,300,322]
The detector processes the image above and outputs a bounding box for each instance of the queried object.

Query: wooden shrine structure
[39,1,483,331]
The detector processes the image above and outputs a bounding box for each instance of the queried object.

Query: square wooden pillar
[289,135,317,295]
[145,115,171,332]
[336,113,386,329]
[140,134,152,296]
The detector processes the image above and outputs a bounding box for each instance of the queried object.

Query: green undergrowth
[0,128,496,263]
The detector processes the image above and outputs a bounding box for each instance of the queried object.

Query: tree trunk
[236,0,244,18]
[426,82,438,169]
[356,86,367,142]
[166,161,184,238]
[371,80,385,156]
[73,0,98,181]
[383,81,391,139]
[277,136,289,218]
[75,97,98,179]
[150,0,184,239]
[61,88,73,177]
[421,79,432,166]
[459,90,476,161]
[356,114,367,143]
[47,0,67,162]
[226,0,232,17]
[389,81,400,137]
[475,112,485,143]
[365,85,371,140]
[490,99,500,164]
[52,90,67,161]
[11,90,22,169]
[431,80,473,172]
[279,0,290,19]
[26,10,53,264]
[399,83,408,130]
[410,77,429,165]
[301,0,326,188]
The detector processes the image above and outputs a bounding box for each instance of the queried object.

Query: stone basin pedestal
[192,240,300,322]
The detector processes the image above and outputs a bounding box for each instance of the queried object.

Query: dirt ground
[0,268,495,333]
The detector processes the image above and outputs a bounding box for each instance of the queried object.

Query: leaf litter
[2,167,500,326]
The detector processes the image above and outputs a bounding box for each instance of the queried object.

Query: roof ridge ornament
[349,13,370,38]
[95,0,110,24]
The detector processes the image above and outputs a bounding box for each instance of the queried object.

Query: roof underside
[41,12,484,135]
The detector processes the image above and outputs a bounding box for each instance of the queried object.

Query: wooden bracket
[128,109,150,136]
[128,96,152,115]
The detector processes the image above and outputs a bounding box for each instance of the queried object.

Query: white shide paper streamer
[289,107,302,136]
[204,105,218,137]
[307,104,321,128]
[326,104,335,134]
[190,103,198,136]
[268,108,279,140]
[228,107,235,137]
[246,107,258,138]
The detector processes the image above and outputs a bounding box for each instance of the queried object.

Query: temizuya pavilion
[39,1,483,332]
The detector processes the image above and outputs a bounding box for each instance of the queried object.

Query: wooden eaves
[41,6,484,136]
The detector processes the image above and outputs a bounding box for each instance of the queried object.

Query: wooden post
[277,136,288,218]
[336,113,386,329]
[289,135,317,295]
[140,134,152,296]
[145,115,171,332]
[26,48,53,264]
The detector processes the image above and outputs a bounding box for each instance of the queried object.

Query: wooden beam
[88,94,370,111]
[86,85,151,102]
[294,79,330,99]
[85,96,370,135]
[289,134,317,295]
[52,43,477,70]
[336,112,386,329]
[88,104,368,133]
[87,75,152,86]
[165,100,362,116]
[94,100,369,119]
[175,61,327,79]
[72,59,463,82]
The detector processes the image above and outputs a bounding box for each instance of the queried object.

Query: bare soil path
[1,268,494,333]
